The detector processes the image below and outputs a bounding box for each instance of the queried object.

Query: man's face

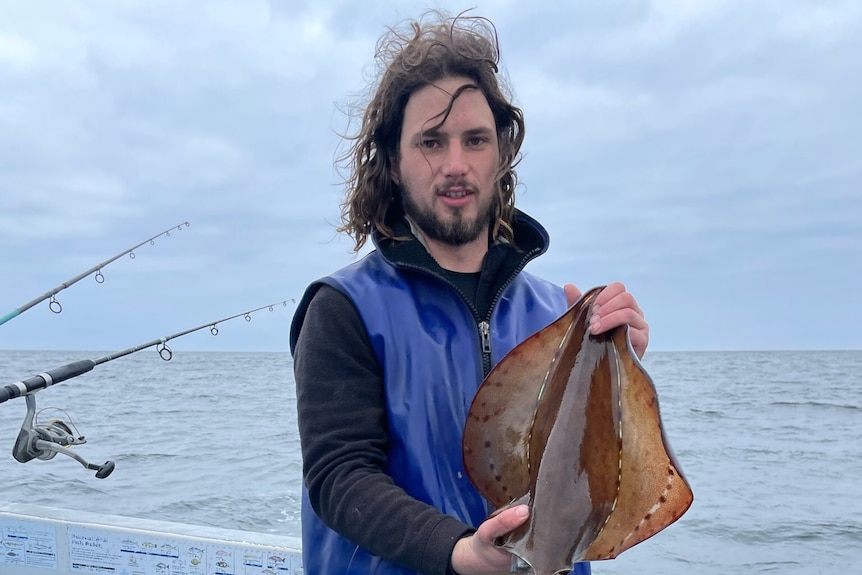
[393,76,500,247]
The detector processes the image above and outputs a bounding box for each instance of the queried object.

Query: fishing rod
[0,221,191,327]
[0,299,294,478]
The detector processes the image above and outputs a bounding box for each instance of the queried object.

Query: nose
[441,142,468,177]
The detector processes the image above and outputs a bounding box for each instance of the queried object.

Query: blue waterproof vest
[296,249,590,575]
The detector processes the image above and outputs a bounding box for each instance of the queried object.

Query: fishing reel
[12,393,115,478]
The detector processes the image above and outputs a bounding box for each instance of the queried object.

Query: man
[290,11,649,575]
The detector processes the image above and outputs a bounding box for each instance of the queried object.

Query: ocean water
[0,348,860,574]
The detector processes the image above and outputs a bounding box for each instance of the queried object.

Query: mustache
[435,179,476,194]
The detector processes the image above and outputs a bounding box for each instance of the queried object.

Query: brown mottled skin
[463,287,693,574]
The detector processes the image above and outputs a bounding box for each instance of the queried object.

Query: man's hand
[450,505,529,574]
[564,281,649,359]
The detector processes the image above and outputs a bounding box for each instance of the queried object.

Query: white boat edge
[0,502,303,574]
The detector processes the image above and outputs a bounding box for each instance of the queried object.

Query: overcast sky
[1,0,859,355]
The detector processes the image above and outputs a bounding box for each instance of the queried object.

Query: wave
[770,400,861,411]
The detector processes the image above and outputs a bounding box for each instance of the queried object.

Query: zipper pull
[479,321,491,354]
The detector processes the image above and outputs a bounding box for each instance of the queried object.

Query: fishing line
[0,221,190,327]
[34,406,86,444]
[0,298,296,478]
[100,303,298,428]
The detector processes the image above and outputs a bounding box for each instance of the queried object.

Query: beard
[400,184,497,247]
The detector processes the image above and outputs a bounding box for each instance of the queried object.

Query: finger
[595,288,641,316]
[591,291,642,328]
[628,326,649,359]
[593,281,626,307]
[564,284,582,307]
[592,306,646,332]
[476,505,529,542]
[589,307,650,358]
[589,309,647,343]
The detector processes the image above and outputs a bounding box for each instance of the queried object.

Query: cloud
[777,2,862,44]
[0,32,36,69]
[0,0,859,352]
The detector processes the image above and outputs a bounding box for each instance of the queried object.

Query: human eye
[465,130,494,148]
[419,137,441,149]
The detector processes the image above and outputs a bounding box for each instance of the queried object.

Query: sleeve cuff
[420,515,476,575]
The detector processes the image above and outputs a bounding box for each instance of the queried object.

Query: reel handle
[12,394,115,478]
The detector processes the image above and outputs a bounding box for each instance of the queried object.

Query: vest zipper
[478,320,492,376]
[395,244,543,378]
[476,245,543,377]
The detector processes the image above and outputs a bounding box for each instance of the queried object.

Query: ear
[390,157,400,186]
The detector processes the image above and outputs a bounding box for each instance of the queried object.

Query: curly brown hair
[336,10,526,252]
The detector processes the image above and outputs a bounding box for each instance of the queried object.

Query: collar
[371,209,551,319]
